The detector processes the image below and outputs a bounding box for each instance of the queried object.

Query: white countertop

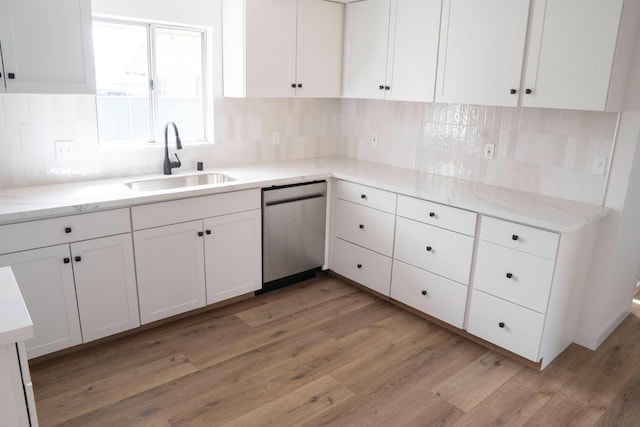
[0,267,33,345]
[0,157,609,233]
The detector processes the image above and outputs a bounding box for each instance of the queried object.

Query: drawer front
[480,216,559,260]
[474,241,555,314]
[334,200,395,256]
[397,195,477,236]
[391,260,467,329]
[467,290,545,362]
[332,238,392,296]
[394,217,474,284]
[0,209,131,255]
[131,189,260,230]
[336,180,397,214]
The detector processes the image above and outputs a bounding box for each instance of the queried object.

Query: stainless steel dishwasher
[261,181,327,292]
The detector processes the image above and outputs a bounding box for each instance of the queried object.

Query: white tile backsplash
[0,93,617,205]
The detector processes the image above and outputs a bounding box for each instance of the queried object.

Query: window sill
[98,139,215,153]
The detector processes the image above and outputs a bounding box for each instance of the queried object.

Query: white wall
[574,2,640,349]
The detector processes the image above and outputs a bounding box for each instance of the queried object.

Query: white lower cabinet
[332,238,392,296]
[467,290,545,361]
[391,260,467,328]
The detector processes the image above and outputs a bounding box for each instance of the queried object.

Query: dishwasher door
[262,181,327,288]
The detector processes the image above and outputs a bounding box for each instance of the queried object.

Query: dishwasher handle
[265,193,325,207]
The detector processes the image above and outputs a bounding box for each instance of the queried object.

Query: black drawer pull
[429,212,435,218]
[379,85,384,90]
[506,272,513,279]
[359,224,364,229]
[512,234,519,241]
[198,231,204,237]
[421,290,427,296]
[65,227,72,233]
[357,264,362,269]
[499,322,505,328]
[426,246,432,252]
[361,194,366,199]
[63,257,70,264]
[75,256,82,262]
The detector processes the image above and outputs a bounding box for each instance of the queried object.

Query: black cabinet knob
[291,83,296,88]
[379,85,384,90]
[426,246,432,252]
[357,264,362,269]
[8,73,15,79]
[429,212,435,218]
[360,194,366,199]
[510,89,517,94]
[499,322,505,328]
[63,257,70,264]
[297,83,302,88]
[198,231,204,237]
[359,224,364,229]
[65,227,72,233]
[421,290,427,296]
[205,230,211,235]
[384,86,390,90]
[525,88,532,94]
[75,256,82,262]
[512,234,519,241]
[506,272,513,279]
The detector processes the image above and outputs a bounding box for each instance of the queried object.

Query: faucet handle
[172,153,182,169]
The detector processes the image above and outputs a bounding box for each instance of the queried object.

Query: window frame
[93,17,208,146]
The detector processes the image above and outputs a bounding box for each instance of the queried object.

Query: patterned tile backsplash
[0,94,617,205]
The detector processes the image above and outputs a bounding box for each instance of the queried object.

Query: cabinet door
[385,0,441,102]
[134,221,206,324]
[521,0,624,110]
[435,0,530,106]
[296,0,344,98]
[0,0,95,93]
[204,210,261,304]
[246,0,297,97]
[342,0,391,99]
[0,246,82,358]
[71,234,140,342]
[0,344,29,426]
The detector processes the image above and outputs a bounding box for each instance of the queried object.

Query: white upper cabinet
[435,0,530,106]
[223,0,343,98]
[521,0,626,111]
[342,0,441,102]
[0,0,96,93]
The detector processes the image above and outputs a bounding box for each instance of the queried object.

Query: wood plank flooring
[29,276,640,426]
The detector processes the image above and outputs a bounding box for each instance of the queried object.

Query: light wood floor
[30,276,640,426]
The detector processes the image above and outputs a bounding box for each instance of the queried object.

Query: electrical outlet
[370,132,378,147]
[55,140,78,160]
[592,155,607,175]
[272,131,280,145]
[484,143,495,160]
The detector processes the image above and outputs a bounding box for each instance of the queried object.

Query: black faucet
[163,121,182,175]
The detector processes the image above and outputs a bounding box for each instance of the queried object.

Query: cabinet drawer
[131,189,260,230]
[467,290,545,362]
[394,217,474,284]
[480,216,559,260]
[336,180,397,213]
[0,209,131,255]
[397,195,477,236]
[474,241,555,314]
[334,200,395,256]
[391,260,467,329]
[332,238,392,296]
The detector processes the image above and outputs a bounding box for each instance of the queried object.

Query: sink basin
[125,172,235,191]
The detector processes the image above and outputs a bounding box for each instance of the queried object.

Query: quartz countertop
[0,157,609,233]
[0,267,33,345]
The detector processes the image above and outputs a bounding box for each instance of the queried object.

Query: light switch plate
[484,143,495,160]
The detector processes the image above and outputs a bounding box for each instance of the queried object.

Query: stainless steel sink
[125,172,235,191]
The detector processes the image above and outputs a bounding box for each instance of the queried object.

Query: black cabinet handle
[429,212,435,218]
[499,322,505,328]
[357,264,362,269]
[421,290,427,296]
[525,88,532,94]
[198,231,204,237]
[510,89,517,94]
[65,227,72,233]
[426,246,432,252]
[506,272,513,279]
[291,83,296,88]
[512,234,519,241]
[385,86,390,90]
[75,256,82,262]
[379,85,384,90]
[359,224,364,229]
[360,194,366,199]
[8,73,15,79]
[205,230,211,235]
[297,83,302,88]
[63,257,70,264]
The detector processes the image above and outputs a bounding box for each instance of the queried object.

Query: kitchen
[1,0,640,425]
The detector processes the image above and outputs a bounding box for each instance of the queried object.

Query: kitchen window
[93,20,207,145]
